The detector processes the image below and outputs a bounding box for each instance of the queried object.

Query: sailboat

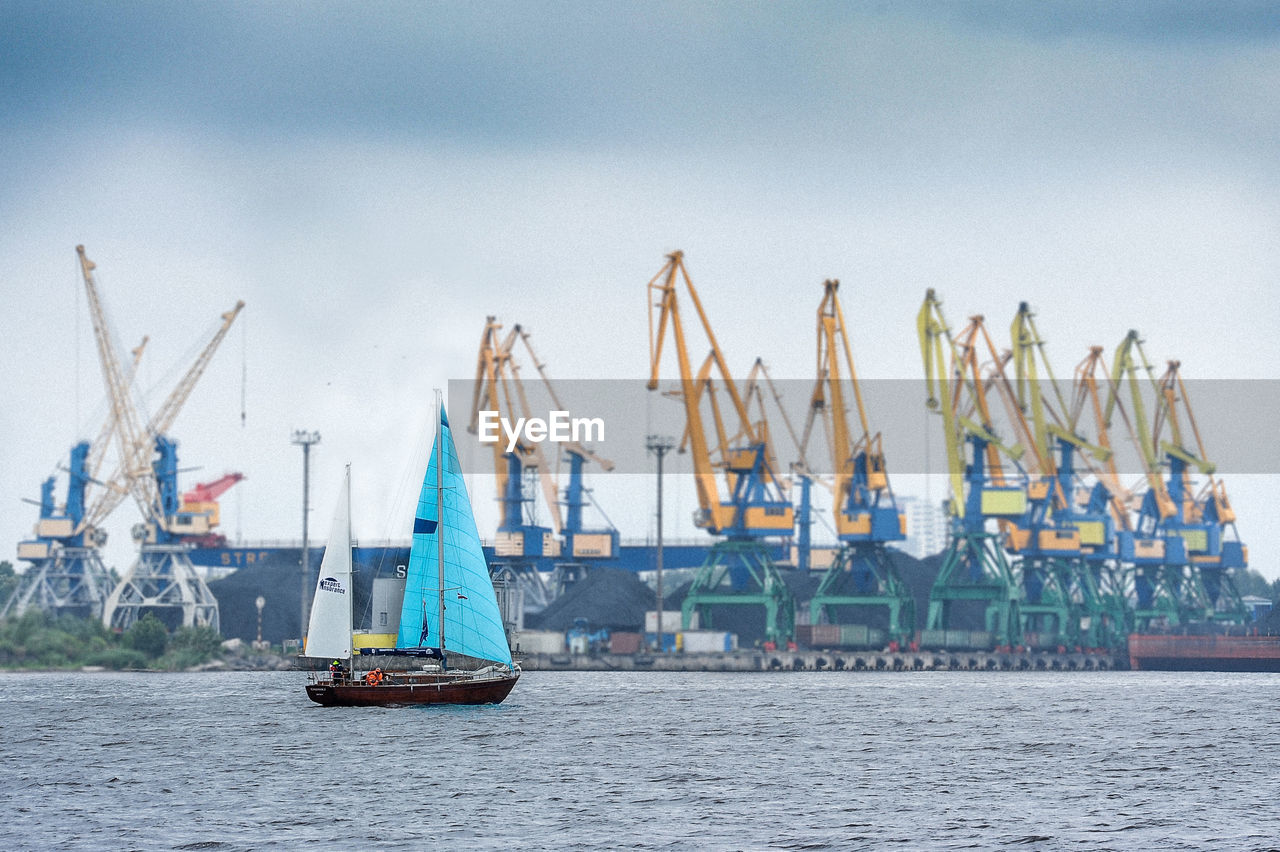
[303,392,520,706]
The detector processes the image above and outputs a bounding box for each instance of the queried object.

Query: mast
[436,389,447,667]
[346,463,354,674]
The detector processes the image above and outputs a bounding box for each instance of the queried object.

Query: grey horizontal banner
[446,379,1280,478]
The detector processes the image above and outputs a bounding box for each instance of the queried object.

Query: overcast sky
[3,2,1279,578]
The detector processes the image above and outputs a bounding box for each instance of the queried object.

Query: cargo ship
[1127,633,1280,672]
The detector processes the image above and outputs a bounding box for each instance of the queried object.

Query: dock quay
[517,649,1126,672]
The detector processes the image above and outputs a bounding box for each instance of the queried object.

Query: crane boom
[148,301,244,437]
[83,336,147,493]
[468,315,615,544]
[917,289,966,515]
[810,279,900,540]
[648,253,722,525]
[1069,347,1131,531]
[182,472,245,503]
[77,245,159,525]
[1106,330,1175,520]
[647,251,792,537]
[76,246,244,537]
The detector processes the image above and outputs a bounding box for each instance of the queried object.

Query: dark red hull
[1128,634,1280,672]
[305,670,519,706]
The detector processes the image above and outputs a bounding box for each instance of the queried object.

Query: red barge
[1127,633,1280,672]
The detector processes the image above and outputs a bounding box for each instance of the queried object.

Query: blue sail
[395,409,512,667]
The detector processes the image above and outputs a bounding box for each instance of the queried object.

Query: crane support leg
[809,544,915,648]
[1,547,114,622]
[1015,556,1075,649]
[680,540,796,646]
[924,531,1021,649]
[102,544,219,633]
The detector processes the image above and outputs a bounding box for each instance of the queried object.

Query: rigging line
[74,249,82,443]
[240,310,247,427]
[583,486,617,532]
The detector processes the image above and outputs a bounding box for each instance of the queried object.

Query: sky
[2,1,1279,578]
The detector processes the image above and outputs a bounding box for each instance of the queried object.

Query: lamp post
[254,595,266,649]
[292,429,320,647]
[646,434,675,652]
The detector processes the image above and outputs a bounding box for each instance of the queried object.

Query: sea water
[2,670,1278,850]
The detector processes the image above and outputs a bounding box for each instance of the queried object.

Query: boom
[646,251,792,537]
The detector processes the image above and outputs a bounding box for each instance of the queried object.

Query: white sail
[303,467,353,659]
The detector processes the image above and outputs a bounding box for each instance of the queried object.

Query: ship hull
[305,670,519,706]
[1128,634,1280,672]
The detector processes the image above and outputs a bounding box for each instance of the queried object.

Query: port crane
[802,279,914,647]
[1104,330,1200,629]
[1057,346,1135,648]
[1007,303,1129,650]
[4,442,113,620]
[74,245,244,631]
[1149,359,1248,623]
[647,252,796,645]
[741,357,816,572]
[917,289,1025,649]
[472,316,561,551]
[469,316,617,608]
[4,337,150,620]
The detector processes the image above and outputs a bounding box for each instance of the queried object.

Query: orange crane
[647,251,795,645]
[468,316,617,602]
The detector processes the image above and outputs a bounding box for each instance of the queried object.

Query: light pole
[254,595,266,649]
[292,429,320,647]
[646,434,675,652]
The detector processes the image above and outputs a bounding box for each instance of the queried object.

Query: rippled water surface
[3,670,1279,850]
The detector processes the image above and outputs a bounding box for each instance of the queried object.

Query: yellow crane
[1149,359,1247,623]
[917,289,1024,649]
[803,279,914,647]
[1104,330,1190,627]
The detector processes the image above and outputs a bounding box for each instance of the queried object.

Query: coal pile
[208,561,304,644]
[525,568,656,632]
